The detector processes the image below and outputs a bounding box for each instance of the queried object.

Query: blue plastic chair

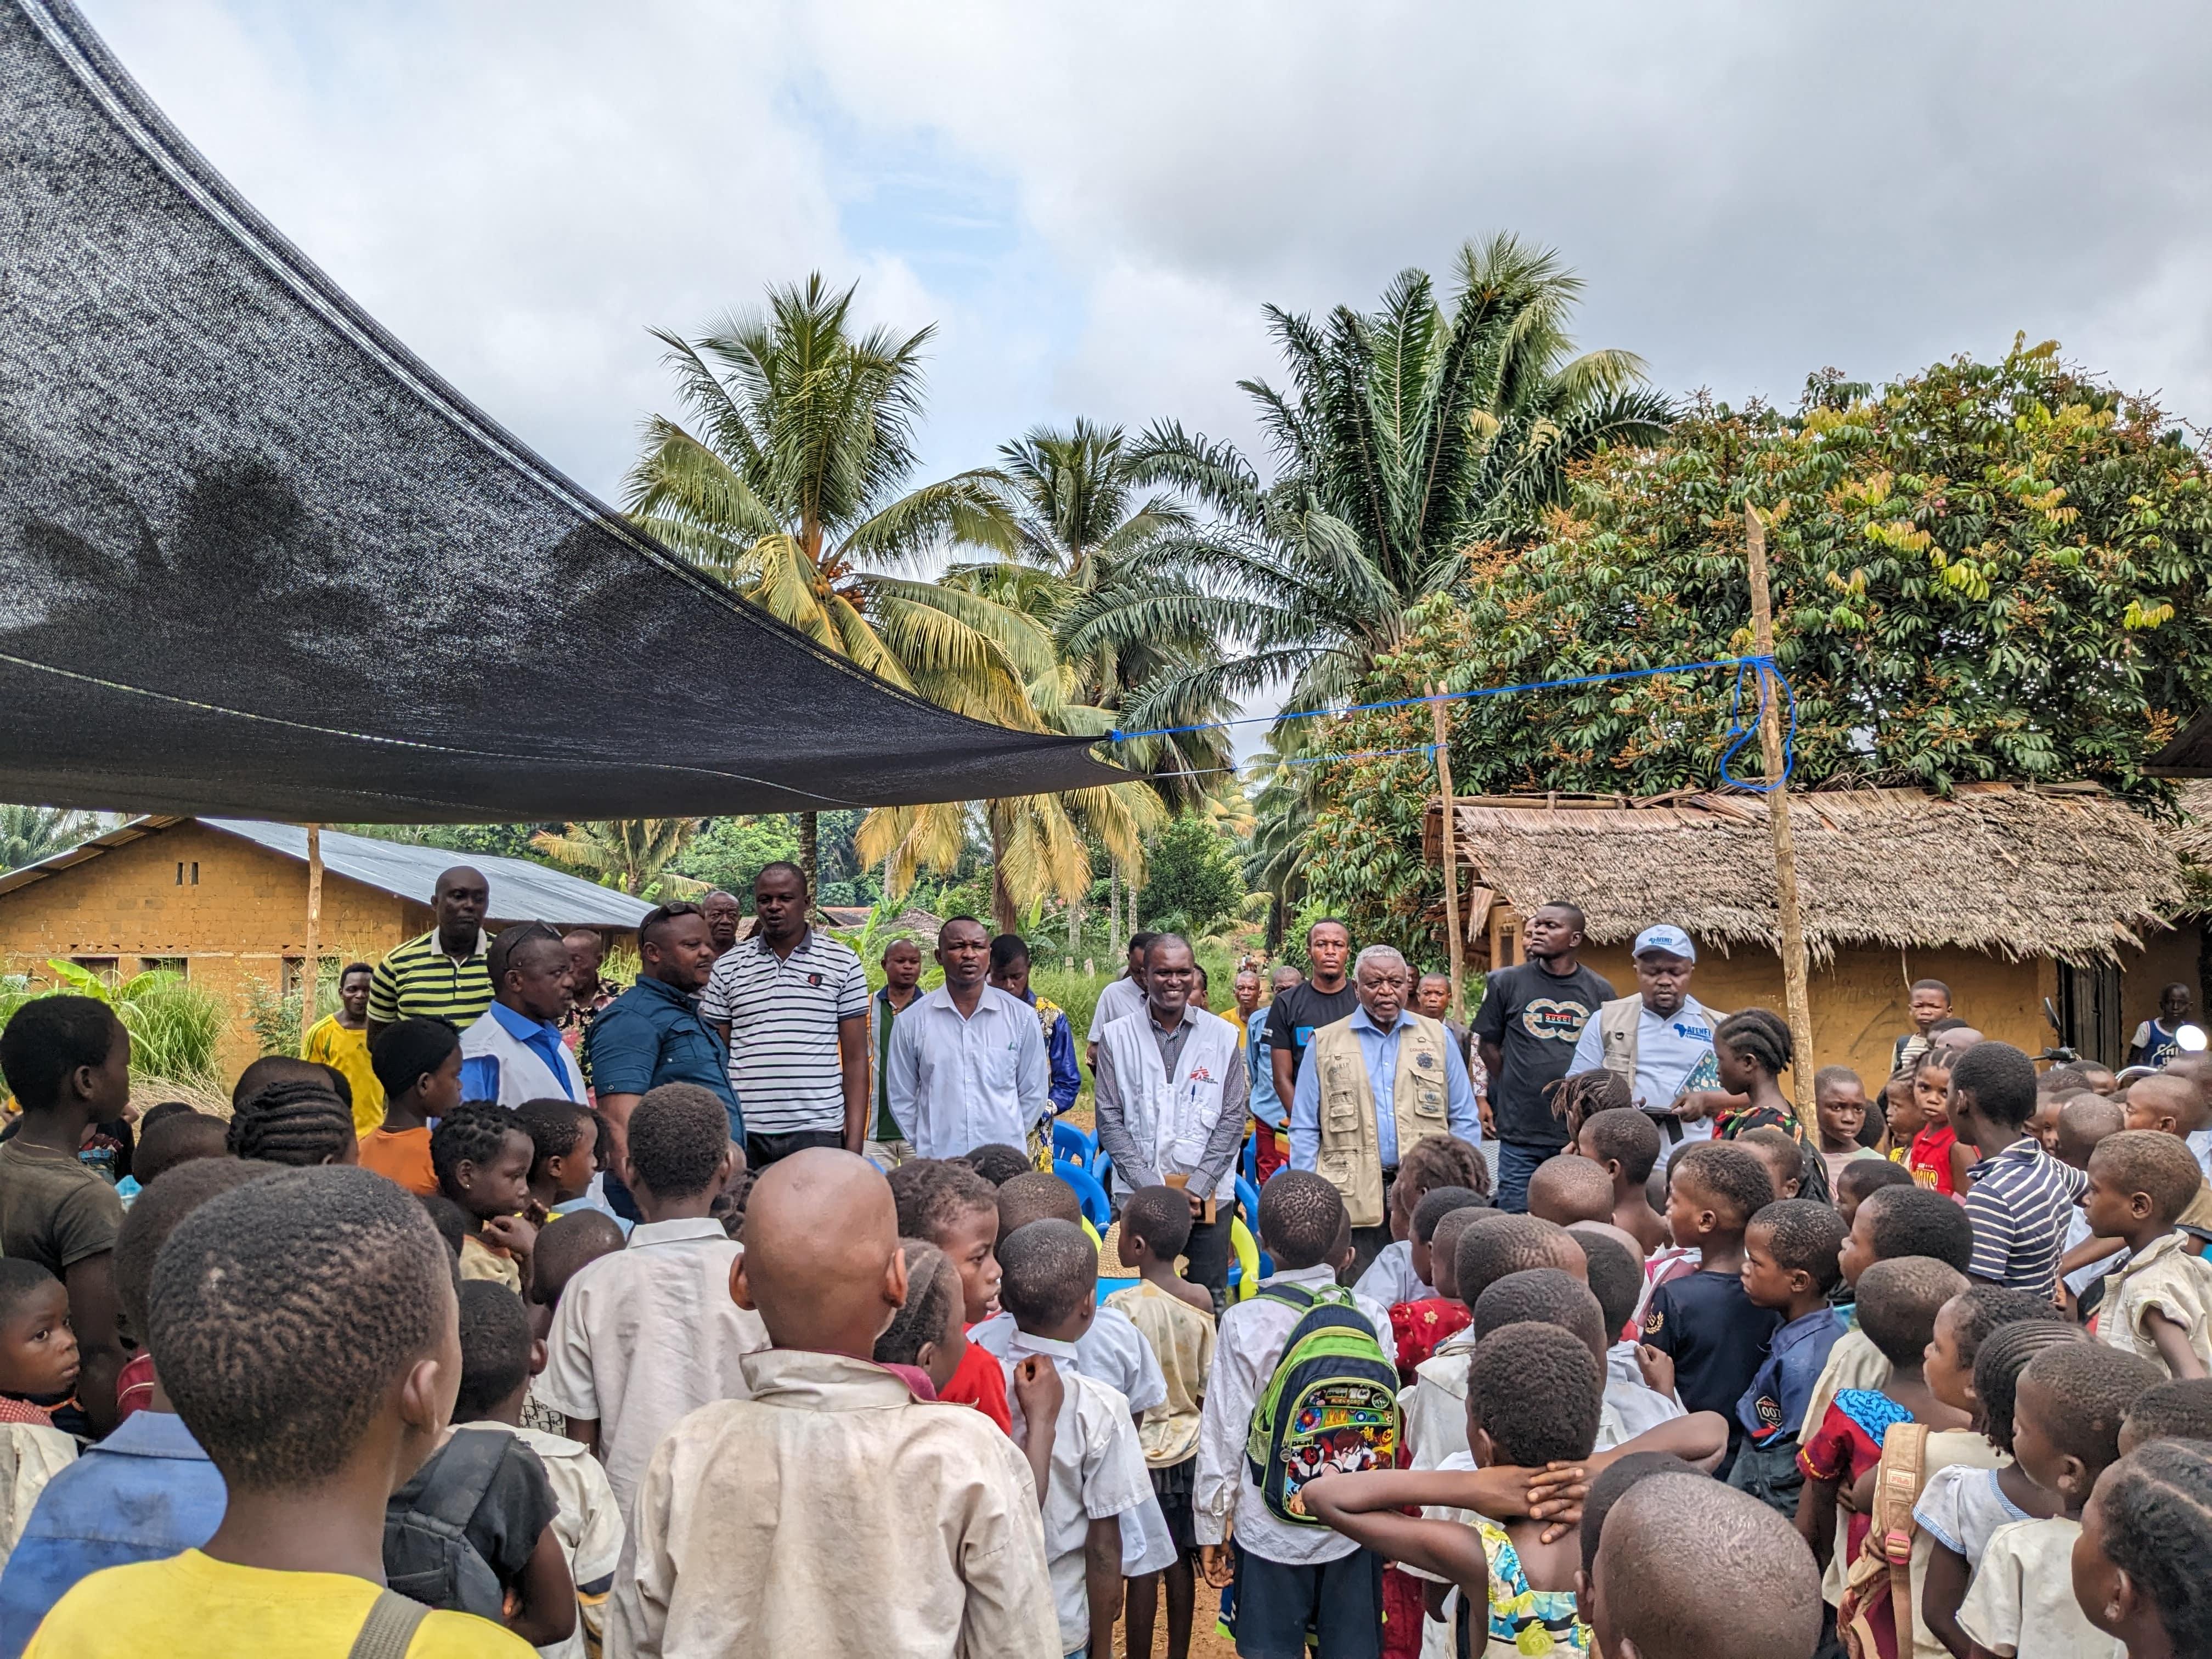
[1095,1149,1114,1190]
[1235,1173,1262,1232]
[1052,1119,1096,1170]
[1052,1159,1113,1231]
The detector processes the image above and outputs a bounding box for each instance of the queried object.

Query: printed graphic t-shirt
[1469,962,1616,1148]
[1264,982,1360,1089]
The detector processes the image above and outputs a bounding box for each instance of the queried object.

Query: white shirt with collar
[884,983,1052,1158]
[1193,1262,1398,1567]
[535,1215,768,1517]
[996,1329,1155,1655]
[978,1312,1177,1578]
[613,1348,1060,1659]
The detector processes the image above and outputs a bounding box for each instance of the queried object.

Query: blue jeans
[1494,1139,1556,1214]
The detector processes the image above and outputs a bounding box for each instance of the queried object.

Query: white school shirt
[998,1333,1154,1656]
[535,1216,769,1517]
[968,1306,1167,1416]
[612,1349,1059,1659]
[1957,1517,2125,1659]
[1353,1239,1434,1308]
[1193,1262,1398,1566]
[884,984,1052,1157]
[1601,1341,1687,1448]
[990,1323,1176,1581]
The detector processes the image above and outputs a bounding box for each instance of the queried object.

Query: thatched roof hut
[1421,782,2193,1079]
[1424,782,2184,963]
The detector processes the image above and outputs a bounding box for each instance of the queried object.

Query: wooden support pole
[1429,687,1467,1023]
[301,823,323,1051]
[1746,506,1816,1119]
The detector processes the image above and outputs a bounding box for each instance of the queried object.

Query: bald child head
[1593,1473,1821,1659]
[737,1149,905,1357]
[1527,1156,1617,1226]
[2127,1073,2209,1137]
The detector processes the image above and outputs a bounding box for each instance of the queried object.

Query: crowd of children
[8,970,2212,1659]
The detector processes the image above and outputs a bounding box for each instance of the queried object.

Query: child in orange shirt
[360,1018,461,1196]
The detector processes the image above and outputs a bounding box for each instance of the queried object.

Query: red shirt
[938,1333,1011,1432]
[1909,1124,1958,1195]
[1387,1297,1471,1384]
[114,1351,156,1423]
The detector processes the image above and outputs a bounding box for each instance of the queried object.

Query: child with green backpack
[1194,1171,1401,1659]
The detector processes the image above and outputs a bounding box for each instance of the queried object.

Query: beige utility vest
[1309,1012,1452,1227]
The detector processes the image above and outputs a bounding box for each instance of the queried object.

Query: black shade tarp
[0,0,1125,822]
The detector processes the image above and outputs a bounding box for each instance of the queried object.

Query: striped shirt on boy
[1963,1138,2087,1299]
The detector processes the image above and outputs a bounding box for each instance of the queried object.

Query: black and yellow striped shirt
[366,929,494,1031]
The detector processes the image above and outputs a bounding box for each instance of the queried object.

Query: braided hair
[1716,1009,1792,1077]
[2100,1438,2212,1656]
[1972,1319,2092,1452]
[874,1239,961,1367]
[227,1077,355,1167]
[1549,1069,1634,1141]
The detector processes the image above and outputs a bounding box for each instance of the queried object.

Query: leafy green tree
[1304,340,2212,949]
[624,274,1043,886]
[671,815,801,897]
[1137,816,1247,936]
[1071,234,1670,735]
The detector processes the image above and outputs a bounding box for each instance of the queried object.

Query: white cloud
[71,0,2212,508]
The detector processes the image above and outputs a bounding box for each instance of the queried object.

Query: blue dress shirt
[1289,1006,1482,1171]
[459,1000,579,1104]
[1248,1015,1286,1130]
[0,1409,227,1659]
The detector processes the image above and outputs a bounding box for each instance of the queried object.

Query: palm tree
[1070,233,1673,737]
[0,806,95,874]
[624,274,1046,887]
[532,820,704,897]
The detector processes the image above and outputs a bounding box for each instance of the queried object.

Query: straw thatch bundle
[1425,782,2185,963]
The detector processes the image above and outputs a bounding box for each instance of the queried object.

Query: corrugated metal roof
[203,821,654,928]
[0,816,652,929]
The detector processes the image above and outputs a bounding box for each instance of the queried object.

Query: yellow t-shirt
[302,1016,386,1137]
[23,1549,534,1657]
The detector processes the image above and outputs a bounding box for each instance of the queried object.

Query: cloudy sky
[72,0,2212,514]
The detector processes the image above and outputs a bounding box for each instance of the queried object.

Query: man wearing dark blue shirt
[585,903,743,1220]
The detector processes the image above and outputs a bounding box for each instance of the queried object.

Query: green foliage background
[1306,342,2212,952]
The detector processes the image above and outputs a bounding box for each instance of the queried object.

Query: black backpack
[382,1428,510,1621]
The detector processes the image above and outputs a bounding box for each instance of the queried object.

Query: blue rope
[1108,652,1799,792]
[1718,659,1796,792]
[1106,654,1772,742]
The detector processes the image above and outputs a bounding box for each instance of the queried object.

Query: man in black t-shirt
[1469,902,1615,1213]
[1266,918,1358,1111]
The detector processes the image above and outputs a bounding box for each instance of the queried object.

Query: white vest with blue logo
[1097,1006,1242,1201]
[459,1007,587,1108]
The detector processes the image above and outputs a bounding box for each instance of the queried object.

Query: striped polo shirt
[700,927,870,1137]
[366,928,494,1032]
[1963,1138,2087,1299]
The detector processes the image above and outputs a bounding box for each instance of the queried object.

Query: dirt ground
[1112,1606,1237,1659]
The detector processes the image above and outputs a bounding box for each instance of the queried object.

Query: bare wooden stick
[1745,506,1816,1118]
[1430,685,1466,1023]
[301,822,323,1049]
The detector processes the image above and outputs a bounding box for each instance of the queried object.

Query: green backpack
[1243,1283,1402,1525]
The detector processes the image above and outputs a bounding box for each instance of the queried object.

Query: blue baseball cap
[1632,925,1696,962]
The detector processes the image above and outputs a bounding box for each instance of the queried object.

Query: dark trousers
[1182,1207,1233,1294]
[745,1128,845,1172]
[1494,1139,1556,1214]
[1347,1171,1398,1283]
[1231,1541,1384,1659]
